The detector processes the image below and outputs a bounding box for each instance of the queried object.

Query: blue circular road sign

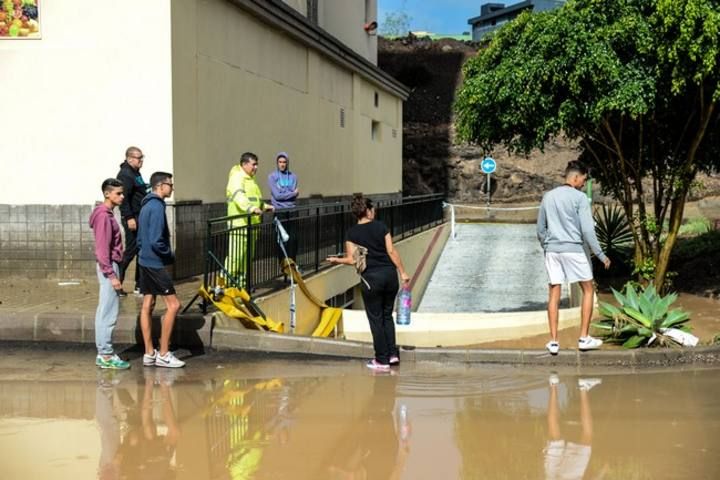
[481,157,497,174]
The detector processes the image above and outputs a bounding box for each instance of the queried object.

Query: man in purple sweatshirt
[268,152,299,262]
[89,178,130,369]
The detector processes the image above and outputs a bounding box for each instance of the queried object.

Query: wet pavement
[418,223,570,313]
[1,345,719,479]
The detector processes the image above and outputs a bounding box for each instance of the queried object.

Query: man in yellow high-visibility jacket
[225,152,273,284]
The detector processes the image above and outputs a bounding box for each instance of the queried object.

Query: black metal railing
[202,194,445,294]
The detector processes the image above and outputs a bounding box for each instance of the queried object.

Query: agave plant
[594,203,634,260]
[592,283,692,348]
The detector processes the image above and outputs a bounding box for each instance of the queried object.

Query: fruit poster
[0,0,40,39]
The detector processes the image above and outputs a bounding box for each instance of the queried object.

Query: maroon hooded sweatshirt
[89,204,124,279]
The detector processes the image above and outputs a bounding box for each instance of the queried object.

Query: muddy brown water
[1,347,718,479]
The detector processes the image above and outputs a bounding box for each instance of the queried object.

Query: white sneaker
[143,349,158,367]
[578,378,602,392]
[578,336,603,351]
[366,359,390,372]
[155,368,184,386]
[549,373,560,386]
[546,340,559,355]
[155,351,186,368]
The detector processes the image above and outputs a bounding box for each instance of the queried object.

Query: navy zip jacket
[137,193,174,268]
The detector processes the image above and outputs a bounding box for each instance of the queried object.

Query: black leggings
[360,266,399,364]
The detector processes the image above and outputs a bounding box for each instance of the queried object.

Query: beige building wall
[319,0,378,64]
[0,0,174,205]
[281,0,307,16]
[170,0,401,203]
[281,0,378,64]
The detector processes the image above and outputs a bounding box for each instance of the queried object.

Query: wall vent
[340,108,345,128]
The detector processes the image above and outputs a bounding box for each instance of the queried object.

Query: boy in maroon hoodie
[89,179,131,369]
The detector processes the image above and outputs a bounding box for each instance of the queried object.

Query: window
[371,120,381,141]
[340,108,345,128]
[374,91,379,107]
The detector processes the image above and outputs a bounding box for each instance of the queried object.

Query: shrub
[592,283,691,348]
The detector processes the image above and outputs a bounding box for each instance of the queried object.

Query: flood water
[1,347,719,479]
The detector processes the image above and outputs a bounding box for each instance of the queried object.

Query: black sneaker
[115,289,128,297]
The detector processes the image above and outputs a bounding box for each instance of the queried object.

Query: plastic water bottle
[396,286,411,325]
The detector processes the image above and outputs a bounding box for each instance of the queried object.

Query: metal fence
[201,194,445,294]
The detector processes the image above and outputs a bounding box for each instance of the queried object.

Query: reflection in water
[96,373,122,480]
[118,369,181,479]
[1,361,719,479]
[207,377,289,478]
[326,376,408,480]
[95,369,182,479]
[544,375,599,480]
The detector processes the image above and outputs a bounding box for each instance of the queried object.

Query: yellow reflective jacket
[226,165,265,224]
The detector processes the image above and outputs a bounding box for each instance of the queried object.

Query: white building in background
[468,1,566,41]
[0,0,408,279]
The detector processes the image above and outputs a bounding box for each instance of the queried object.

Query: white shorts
[544,440,591,480]
[544,252,593,285]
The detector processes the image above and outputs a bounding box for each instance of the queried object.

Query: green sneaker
[96,354,131,370]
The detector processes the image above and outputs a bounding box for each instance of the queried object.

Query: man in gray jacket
[537,161,611,355]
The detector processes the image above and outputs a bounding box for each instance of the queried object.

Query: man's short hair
[101,178,123,194]
[240,152,258,165]
[125,146,141,159]
[149,171,173,189]
[565,161,588,178]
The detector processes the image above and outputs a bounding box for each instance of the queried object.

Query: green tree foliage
[455,0,720,290]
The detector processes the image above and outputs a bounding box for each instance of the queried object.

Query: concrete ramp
[418,223,569,313]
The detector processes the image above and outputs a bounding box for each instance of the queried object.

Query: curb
[2,315,719,368]
[211,328,720,368]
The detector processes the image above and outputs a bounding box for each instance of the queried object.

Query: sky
[377,0,512,34]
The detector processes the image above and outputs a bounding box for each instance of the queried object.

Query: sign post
[481,157,497,206]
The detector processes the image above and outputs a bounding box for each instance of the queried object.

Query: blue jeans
[95,262,120,355]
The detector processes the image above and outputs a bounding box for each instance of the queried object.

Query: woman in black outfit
[327,194,410,371]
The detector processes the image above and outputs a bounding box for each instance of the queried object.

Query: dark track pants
[360,266,399,364]
[119,220,139,287]
[274,210,298,262]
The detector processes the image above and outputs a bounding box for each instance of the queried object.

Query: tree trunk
[654,187,688,291]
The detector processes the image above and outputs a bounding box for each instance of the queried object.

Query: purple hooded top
[89,204,124,279]
[268,151,298,209]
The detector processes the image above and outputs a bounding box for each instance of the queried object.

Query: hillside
[378,36,720,203]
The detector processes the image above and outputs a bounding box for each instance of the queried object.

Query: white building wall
[0,0,174,205]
